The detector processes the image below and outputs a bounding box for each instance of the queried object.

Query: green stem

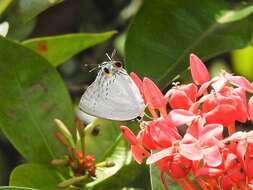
[57,175,88,188]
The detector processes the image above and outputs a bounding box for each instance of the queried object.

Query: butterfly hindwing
[79,69,144,121]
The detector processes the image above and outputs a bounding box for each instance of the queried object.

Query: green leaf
[9,164,63,190]
[5,0,62,39]
[22,31,116,67]
[125,0,253,88]
[91,162,151,190]
[84,118,122,162]
[85,136,132,189]
[9,0,63,24]
[84,119,151,190]
[0,37,75,164]
[0,186,38,190]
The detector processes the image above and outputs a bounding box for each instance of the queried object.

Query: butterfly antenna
[106,53,112,61]
[89,67,99,73]
[111,49,116,60]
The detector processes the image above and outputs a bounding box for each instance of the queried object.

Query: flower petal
[179,134,203,161]
[228,75,253,93]
[204,104,237,126]
[203,146,222,167]
[236,140,247,161]
[146,147,174,164]
[199,124,223,140]
[168,90,192,110]
[130,72,144,95]
[224,153,238,170]
[181,83,198,102]
[195,167,223,177]
[197,80,212,97]
[131,145,145,164]
[169,109,195,126]
[211,76,228,92]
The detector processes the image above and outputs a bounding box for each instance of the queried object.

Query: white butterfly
[79,52,145,121]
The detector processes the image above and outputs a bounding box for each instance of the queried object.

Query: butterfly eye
[103,67,112,77]
[114,61,123,68]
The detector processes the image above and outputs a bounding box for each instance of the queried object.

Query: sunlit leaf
[22,31,117,67]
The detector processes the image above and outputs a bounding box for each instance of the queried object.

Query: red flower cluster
[75,151,96,177]
[121,54,253,190]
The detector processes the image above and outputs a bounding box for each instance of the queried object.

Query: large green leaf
[22,31,117,67]
[9,164,63,190]
[91,162,151,190]
[0,37,75,164]
[125,0,253,88]
[84,119,151,190]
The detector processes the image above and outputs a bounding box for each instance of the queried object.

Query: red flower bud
[190,53,210,85]
[120,126,138,145]
[143,77,166,109]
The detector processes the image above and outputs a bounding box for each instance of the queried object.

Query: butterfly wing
[79,70,145,121]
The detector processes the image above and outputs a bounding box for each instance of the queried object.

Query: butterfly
[79,51,145,121]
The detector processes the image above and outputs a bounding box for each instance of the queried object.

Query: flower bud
[120,126,138,145]
[143,77,166,109]
[190,53,210,85]
[54,118,75,147]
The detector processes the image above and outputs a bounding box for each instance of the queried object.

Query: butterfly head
[100,60,124,77]
[89,50,126,77]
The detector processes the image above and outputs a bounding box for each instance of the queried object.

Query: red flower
[165,83,197,110]
[120,126,150,164]
[121,53,253,190]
